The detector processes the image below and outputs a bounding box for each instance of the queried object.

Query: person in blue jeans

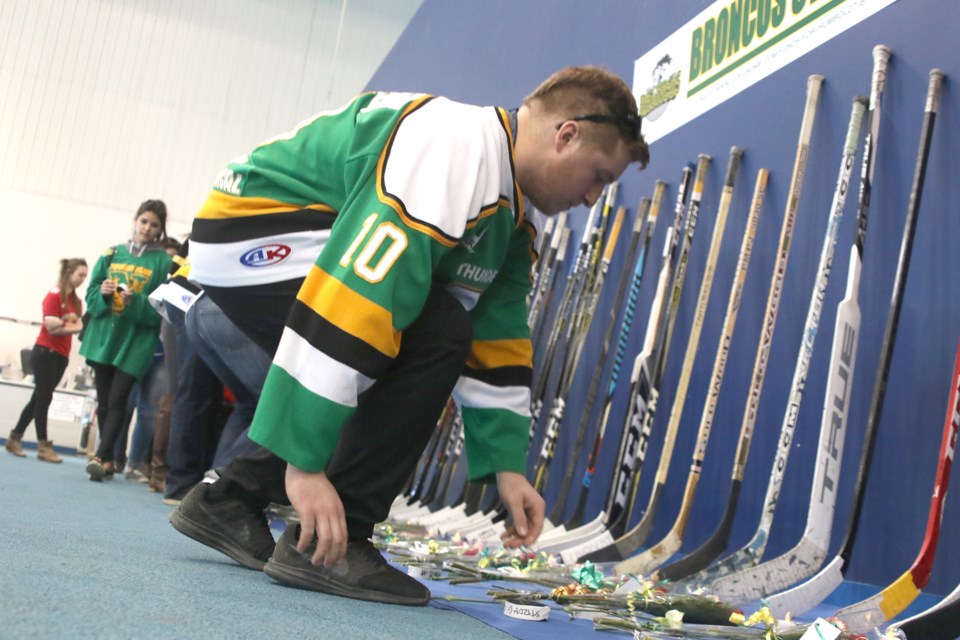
[121,341,166,480]
[162,303,224,504]
[185,293,270,469]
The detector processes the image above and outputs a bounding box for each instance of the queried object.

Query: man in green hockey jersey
[170,65,649,605]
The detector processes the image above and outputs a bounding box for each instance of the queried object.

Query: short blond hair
[525,66,650,168]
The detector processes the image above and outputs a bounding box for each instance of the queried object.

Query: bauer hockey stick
[558,162,700,562]
[557,184,666,534]
[583,148,743,562]
[545,196,652,527]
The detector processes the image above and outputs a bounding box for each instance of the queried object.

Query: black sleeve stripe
[192,209,337,244]
[462,364,532,388]
[286,299,393,379]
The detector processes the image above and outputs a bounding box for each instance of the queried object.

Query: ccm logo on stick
[240,244,292,267]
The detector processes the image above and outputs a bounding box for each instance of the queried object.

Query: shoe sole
[263,558,429,606]
[86,461,105,482]
[168,508,268,571]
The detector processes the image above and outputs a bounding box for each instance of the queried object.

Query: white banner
[633,0,899,143]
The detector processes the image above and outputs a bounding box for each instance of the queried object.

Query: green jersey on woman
[80,242,172,378]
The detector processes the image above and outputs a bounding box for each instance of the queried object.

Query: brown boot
[148,451,168,493]
[37,440,63,463]
[5,431,26,457]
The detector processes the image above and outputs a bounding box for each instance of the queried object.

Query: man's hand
[284,465,347,568]
[496,471,545,548]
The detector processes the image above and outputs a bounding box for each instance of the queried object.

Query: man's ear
[554,120,581,152]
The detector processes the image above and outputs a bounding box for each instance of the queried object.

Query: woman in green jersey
[81,200,173,482]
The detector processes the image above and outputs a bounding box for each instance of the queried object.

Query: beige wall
[0,0,423,381]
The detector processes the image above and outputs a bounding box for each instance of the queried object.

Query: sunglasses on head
[555,113,642,140]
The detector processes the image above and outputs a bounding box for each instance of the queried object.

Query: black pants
[208,285,472,540]
[13,346,69,441]
[89,361,138,463]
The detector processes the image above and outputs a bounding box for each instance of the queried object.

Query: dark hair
[164,237,182,252]
[58,258,87,316]
[136,199,168,242]
[525,66,650,168]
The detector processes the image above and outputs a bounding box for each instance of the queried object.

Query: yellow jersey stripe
[467,338,533,370]
[296,265,401,358]
[197,190,336,219]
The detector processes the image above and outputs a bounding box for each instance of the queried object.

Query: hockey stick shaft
[601,164,696,538]
[0,315,43,327]
[595,170,691,527]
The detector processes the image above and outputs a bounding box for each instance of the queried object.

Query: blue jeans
[163,306,224,499]
[126,355,167,468]
[184,294,270,468]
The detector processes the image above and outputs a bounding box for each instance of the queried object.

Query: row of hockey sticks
[686,48,890,593]
[535,164,693,553]
[681,96,869,595]
[640,45,887,595]
[609,72,825,576]
[562,89,796,562]
[433,205,635,542]
[572,147,747,564]
[530,184,624,474]
[537,160,700,556]
[545,185,663,527]
[573,57,948,632]
[530,184,615,432]
[450,187,622,537]
[687,47,892,596]
[532,197,657,546]
[532,205,627,493]
[536,183,666,546]
[457,189,644,540]
[396,174,677,542]
[764,67,947,629]
[595,160,703,538]
[397,397,458,504]
[430,197,629,541]
[554,177,678,534]
[388,399,463,519]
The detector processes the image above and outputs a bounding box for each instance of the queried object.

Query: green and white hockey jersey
[189,92,542,481]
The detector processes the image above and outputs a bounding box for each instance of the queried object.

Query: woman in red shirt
[5,258,88,462]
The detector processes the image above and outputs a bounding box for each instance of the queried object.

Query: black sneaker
[169,482,276,570]
[264,525,430,606]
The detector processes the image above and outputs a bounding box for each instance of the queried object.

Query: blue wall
[369,0,958,596]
